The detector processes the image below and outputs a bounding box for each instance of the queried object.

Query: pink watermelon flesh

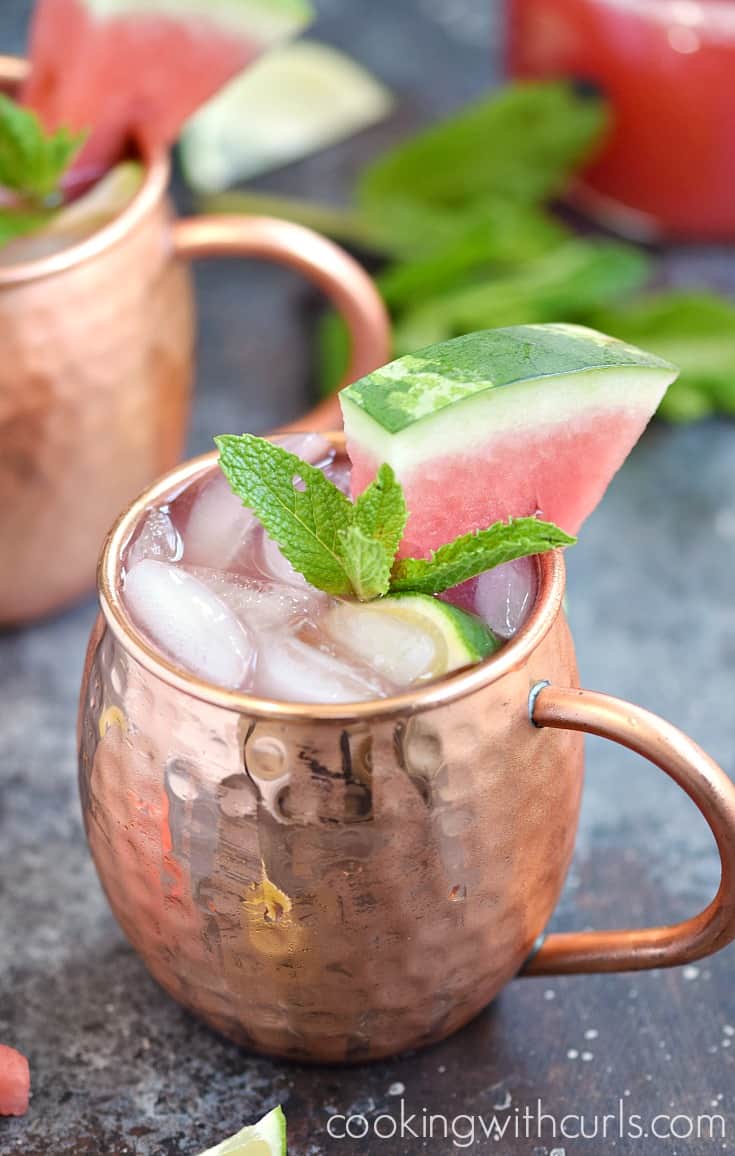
[342,325,678,558]
[0,1044,30,1116]
[23,0,271,174]
[349,408,648,557]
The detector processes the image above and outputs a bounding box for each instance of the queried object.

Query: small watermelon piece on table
[22,0,312,173]
[0,1043,30,1117]
[340,324,678,557]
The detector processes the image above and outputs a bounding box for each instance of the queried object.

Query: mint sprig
[353,461,407,558]
[216,434,575,602]
[215,434,356,595]
[0,95,85,203]
[389,518,575,594]
[337,524,392,601]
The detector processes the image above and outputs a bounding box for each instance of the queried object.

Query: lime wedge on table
[0,162,143,265]
[197,1106,286,1156]
[323,594,500,688]
[181,39,393,192]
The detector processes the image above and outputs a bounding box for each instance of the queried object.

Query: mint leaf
[337,524,392,601]
[358,82,608,212]
[392,239,649,354]
[390,518,576,595]
[0,205,53,246]
[216,433,356,596]
[0,94,85,202]
[353,463,407,560]
[590,291,735,422]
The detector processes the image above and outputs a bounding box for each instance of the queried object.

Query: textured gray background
[2,1,735,1153]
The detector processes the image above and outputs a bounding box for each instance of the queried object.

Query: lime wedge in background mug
[181,39,393,192]
[197,1106,286,1156]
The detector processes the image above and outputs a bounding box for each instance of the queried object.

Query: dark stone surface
[2,1,735,1153]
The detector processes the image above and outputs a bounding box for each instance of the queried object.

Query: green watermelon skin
[341,324,678,556]
[23,0,311,174]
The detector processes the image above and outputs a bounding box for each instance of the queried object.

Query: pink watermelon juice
[508,0,735,239]
[120,433,515,704]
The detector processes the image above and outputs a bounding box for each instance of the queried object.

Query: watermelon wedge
[22,0,311,174]
[0,1044,30,1116]
[341,324,678,557]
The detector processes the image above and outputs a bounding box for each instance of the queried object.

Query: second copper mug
[0,57,387,626]
[78,438,735,1064]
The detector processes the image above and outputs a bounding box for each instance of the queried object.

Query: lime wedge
[323,593,500,688]
[196,1106,286,1156]
[181,39,393,192]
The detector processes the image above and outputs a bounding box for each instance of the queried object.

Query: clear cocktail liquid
[122,435,538,704]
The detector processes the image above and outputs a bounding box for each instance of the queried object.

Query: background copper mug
[0,57,387,626]
[77,438,735,1064]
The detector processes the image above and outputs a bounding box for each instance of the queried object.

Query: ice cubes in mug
[124,559,255,688]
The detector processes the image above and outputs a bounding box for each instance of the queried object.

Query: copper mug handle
[525,684,735,974]
[172,215,390,431]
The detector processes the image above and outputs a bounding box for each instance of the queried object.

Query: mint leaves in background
[201,80,735,424]
[216,434,574,602]
[0,95,86,245]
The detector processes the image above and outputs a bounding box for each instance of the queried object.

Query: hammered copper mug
[0,56,387,625]
[78,436,735,1064]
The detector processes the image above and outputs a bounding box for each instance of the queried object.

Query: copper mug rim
[0,151,169,287]
[98,433,567,723]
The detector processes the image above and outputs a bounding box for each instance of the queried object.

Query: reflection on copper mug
[77,437,735,1063]
[0,57,388,625]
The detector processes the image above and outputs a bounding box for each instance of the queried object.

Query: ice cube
[186,567,324,633]
[452,558,538,638]
[255,636,386,704]
[124,559,255,689]
[272,432,335,466]
[258,529,310,588]
[322,601,442,686]
[183,471,257,571]
[322,458,352,494]
[127,506,182,567]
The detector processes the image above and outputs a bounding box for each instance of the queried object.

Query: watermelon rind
[84,0,312,44]
[340,324,679,474]
[196,1105,287,1156]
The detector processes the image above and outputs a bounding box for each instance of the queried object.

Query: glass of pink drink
[77,431,735,1063]
[508,0,735,240]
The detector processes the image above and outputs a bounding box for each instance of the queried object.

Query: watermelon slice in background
[0,1043,30,1116]
[341,324,678,558]
[22,0,312,175]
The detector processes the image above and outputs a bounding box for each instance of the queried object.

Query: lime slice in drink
[323,593,500,688]
[181,39,393,192]
[0,162,143,264]
[197,1106,287,1156]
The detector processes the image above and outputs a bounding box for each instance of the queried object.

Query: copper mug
[78,436,735,1064]
[0,57,386,625]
